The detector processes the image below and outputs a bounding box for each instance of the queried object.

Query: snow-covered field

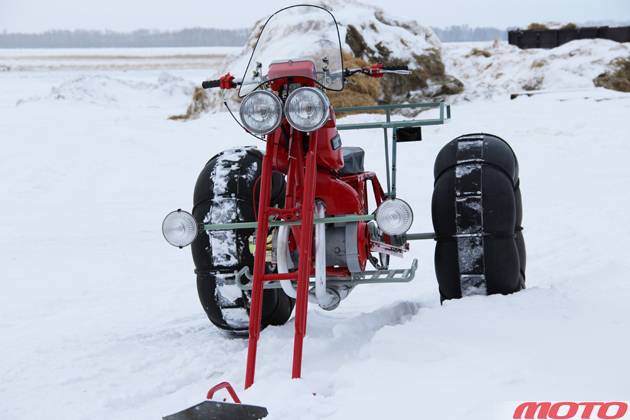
[1,49,630,420]
[0,47,238,72]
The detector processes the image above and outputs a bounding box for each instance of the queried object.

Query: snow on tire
[432,133,526,301]
[191,147,294,332]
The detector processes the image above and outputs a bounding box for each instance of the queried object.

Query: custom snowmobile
[161,4,526,419]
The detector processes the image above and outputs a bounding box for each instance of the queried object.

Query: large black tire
[432,133,526,301]
[191,147,294,332]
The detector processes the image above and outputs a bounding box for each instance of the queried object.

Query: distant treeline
[0,28,249,48]
[432,25,507,42]
[0,25,510,48]
[3,22,630,49]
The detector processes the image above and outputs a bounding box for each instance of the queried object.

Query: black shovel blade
[163,400,268,420]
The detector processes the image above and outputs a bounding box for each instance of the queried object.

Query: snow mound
[185,0,461,118]
[444,39,630,100]
[224,0,440,77]
[17,72,195,107]
[594,55,630,92]
[176,3,630,118]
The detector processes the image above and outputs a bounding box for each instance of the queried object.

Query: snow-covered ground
[444,39,630,100]
[1,50,630,420]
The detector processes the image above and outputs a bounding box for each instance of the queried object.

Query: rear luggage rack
[337,101,450,198]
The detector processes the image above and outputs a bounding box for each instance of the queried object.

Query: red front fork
[292,135,318,379]
[245,131,318,388]
[245,137,275,389]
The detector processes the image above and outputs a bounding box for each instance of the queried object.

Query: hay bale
[530,59,547,69]
[344,24,463,105]
[594,56,630,92]
[527,23,549,31]
[467,48,492,58]
[168,87,211,121]
[328,53,381,115]
[171,1,462,120]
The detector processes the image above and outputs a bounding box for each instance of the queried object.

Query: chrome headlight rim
[239,90,283,135]
[375,198,414,236]
[284,87,330,132]
[162,209,198,248]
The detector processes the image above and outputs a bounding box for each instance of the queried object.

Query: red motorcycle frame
[244,60,387,387]
[199,59,451,389]
[163,60,451,420]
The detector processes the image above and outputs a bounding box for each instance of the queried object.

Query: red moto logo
[513,402,628,419]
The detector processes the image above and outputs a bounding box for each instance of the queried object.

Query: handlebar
[382,65,409,72]
[204,64,411,90]
[201,80,222,89]
[344,64,411,78]
[201,73,240,90]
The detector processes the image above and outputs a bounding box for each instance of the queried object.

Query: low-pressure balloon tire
[432,133,526,301]
[191,147,294,332]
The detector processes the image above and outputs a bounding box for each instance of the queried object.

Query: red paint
[357,221,369,272]
[244,134,277,389]
[268,60,316,81]
[292,135,317,379]
[314,113,343,171]
[219,73,236,89]
[262,272,298,281]
[268,60,317,91]
[315,170,362,215]
[206,382,241,404]
[368,63,384,78]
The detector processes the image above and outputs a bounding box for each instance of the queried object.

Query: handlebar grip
[202,80,221,89]
[383,65,409,71]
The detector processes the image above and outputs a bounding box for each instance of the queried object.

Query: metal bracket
[232,258,418,291]
[370,240,409,256]
[406,232,436,241]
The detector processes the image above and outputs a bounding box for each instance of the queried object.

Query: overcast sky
[1,0,629,32]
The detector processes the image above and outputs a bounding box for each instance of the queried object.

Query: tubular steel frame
[337,101,451,198]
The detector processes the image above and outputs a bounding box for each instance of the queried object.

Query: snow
[2,46,630,420]
[214,273,250,329]
[331,0,441,62]
[443,39,630,101]
[198,2,630,113]
[226,1,440,80]
[212,1,443,104]
[205,148,250,267]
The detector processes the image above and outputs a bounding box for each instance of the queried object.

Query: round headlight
[162,209,198,248]
[239,90,283,135]
[284,87,330,132]
[375,199,414,236]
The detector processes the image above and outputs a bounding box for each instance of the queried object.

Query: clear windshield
[238,5,344,97]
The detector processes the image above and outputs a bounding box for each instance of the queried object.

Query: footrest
[232,259,418,291]
[330,258,418,286]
